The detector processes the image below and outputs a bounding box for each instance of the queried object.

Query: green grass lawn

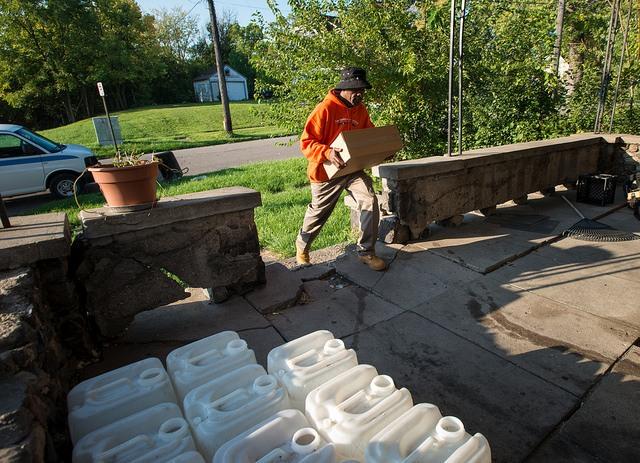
[41,102,291,158]
[29,158,356,258]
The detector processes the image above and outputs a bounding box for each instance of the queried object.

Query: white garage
[193,65,248,102]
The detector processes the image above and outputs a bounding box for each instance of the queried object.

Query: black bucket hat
[335,67,372,90]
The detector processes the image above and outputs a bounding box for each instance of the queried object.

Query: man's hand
[329,147,346,169]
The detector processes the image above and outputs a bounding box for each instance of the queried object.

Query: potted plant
[88,150,159,211]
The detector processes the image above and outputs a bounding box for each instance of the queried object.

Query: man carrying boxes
[295,67,388,271]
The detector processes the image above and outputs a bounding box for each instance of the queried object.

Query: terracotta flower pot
[89,161,159,210]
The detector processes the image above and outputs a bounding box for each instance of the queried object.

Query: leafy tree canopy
[251,0,639,158]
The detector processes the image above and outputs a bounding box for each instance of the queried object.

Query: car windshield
[16,128,63,152]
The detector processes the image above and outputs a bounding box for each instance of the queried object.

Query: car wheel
[49,173,78,199]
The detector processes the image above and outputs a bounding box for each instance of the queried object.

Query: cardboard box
[323,125,403,179]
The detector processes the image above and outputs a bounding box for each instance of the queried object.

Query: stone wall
[373,134,639,239]
[74,187,266,338]
[1,214,90,462]
[0,187,267,459]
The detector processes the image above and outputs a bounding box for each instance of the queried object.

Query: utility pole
[207,0,233,135]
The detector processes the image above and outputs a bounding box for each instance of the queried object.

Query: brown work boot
[358,254,387,271]
[296,245,310,265]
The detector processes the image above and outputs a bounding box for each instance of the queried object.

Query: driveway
[171,136,301,176]
[4,136,302,215]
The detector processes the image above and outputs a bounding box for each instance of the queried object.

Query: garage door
[226,81,246,101]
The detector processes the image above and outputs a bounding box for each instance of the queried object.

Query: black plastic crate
[576,174,617,206]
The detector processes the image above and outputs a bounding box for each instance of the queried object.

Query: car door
[0,132,46,196]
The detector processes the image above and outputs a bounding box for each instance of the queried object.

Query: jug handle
[286,349,317,369]
[334,389,401,425]
[96,435,153,461]
[331,389,366,422]
[187,349,223,367]
[87,378,132,403]
[206,388,248,416]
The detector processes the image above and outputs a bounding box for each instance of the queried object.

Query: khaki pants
[296,171,379,255]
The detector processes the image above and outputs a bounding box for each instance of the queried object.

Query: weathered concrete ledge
[0,212,70,271]
[373,133,639,238]
[79,187,261,239]
[74,188,266,337]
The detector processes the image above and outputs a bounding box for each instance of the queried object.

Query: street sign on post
[96,82,119,154]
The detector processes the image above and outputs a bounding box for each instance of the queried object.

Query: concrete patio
[81,188,640,463]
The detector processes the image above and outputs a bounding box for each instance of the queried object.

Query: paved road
[4,136,302,215]
[171,135,301,176]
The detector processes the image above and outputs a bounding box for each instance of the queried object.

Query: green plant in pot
[88,149,159,211]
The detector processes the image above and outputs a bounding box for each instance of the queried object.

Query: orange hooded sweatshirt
[300,90,374,183]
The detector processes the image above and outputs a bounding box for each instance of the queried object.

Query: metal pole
[608,0,632,133]
[207,0,233,135]
[101,95,119,156]
[0,193,10,228]
[458,0,467,157]
[447,0,456,157]
[594,0,621,133]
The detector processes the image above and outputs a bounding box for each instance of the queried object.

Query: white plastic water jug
[72,402,196,463]
[267,330,358,411]
[167,451,206,463]
[366,403,491,463]
[166,331,256,401]
[305,364,413,461]
[213,409,337,463]
[183,363,291,461]
[67,357,177,444]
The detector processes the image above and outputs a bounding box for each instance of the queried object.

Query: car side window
[0,134,44,159]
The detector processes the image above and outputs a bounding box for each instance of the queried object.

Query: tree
[0,0,100,125]
[0,0,166,126]
[251,0,638,158]
[152,6,199,62]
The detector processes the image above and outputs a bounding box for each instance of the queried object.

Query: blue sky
[136,0,290,29]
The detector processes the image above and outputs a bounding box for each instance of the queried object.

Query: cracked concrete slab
[411,278,637,396]
[408,191,627,275]
[597,208,640,233]
[342,311,578,463]
[119,291,270,343]
[333,242,403,290]
[488,250,640,329]
[528,346,640,463]
[412,221,548,273]
[535,237,640,284]
[245,263,303,314]
[369,245,479,310]
[268,282,404,341]
[290,263,335,281]
[237,326,286,367]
